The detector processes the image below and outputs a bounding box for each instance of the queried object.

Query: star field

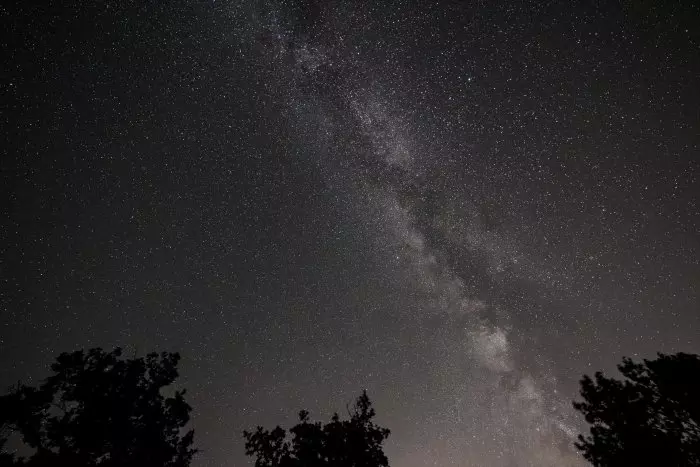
[2,1,699,466]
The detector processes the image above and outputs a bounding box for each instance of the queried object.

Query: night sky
[2,1,699,466]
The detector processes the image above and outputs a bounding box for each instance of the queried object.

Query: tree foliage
[573,352,700,466]
[0,348,196,467]
[244,391,390,467]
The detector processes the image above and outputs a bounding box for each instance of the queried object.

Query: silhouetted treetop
[0,347,197,467]
[573,352,700,466]
[244,391,390,467]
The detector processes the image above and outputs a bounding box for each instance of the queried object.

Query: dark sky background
[2,1,699,465]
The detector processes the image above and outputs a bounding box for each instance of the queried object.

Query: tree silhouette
[244,391,390,467]
[0,347,197,466]
[573,352,700,466]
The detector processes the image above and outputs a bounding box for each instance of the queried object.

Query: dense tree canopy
[573,352,700,466]
[0,348,196,467]
[244,391,390,467]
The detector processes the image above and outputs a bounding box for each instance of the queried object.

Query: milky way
[3,1,699,466]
